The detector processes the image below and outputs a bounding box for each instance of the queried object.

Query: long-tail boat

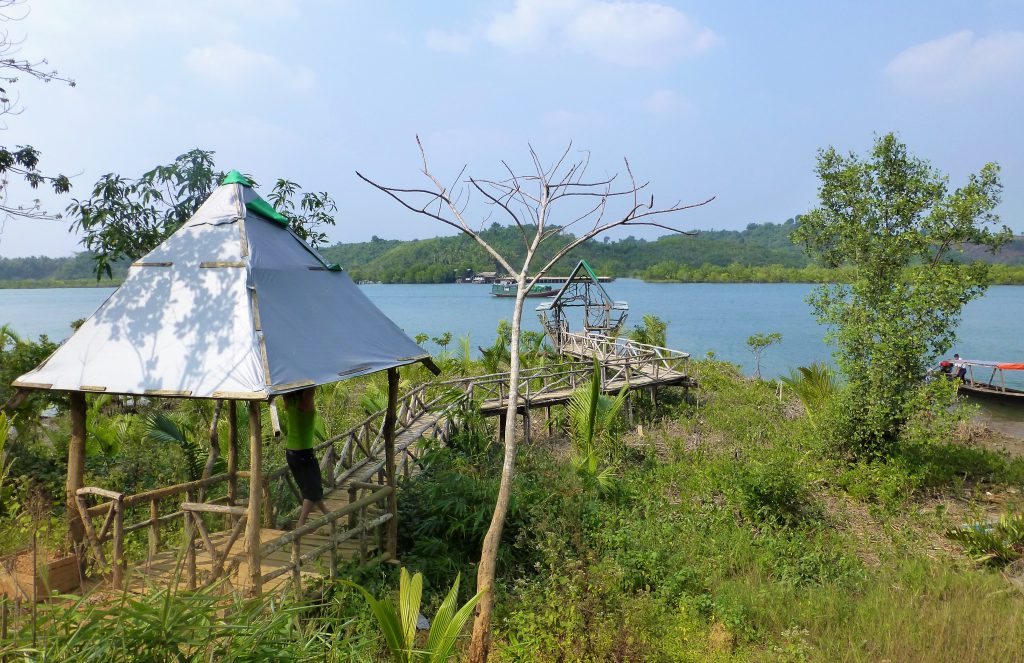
[957,360,1024,402]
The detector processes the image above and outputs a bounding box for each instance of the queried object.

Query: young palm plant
[566,360,627,490]
[145,413,211,482]
[350,567,483,663]
[780,362,839,429]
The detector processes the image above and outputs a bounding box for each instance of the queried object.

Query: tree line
[6,220,1024,286]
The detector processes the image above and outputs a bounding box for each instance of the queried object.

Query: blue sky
[1,0,1022,257]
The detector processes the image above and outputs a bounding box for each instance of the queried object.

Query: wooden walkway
[72,333,693,597]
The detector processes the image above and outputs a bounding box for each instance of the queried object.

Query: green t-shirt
[285,401,317,451]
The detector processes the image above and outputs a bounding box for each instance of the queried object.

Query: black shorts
[286,448,324,502]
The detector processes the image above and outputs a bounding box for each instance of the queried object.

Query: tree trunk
[245,401,263,596]
[384,367,399,560]
[468,272,530,663]
[66,392,87,547]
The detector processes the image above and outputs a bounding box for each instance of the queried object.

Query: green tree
[792,133,1009,454]
[68,151,338,277]
[746,331,782,379]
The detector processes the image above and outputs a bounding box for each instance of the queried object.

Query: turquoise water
[2,281,1022,380]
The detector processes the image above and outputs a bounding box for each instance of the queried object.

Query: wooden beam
[246,401,263,595]
[67,392,87,546]
[384,367,399,560]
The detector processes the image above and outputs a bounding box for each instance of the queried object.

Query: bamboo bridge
[66,332,693,598]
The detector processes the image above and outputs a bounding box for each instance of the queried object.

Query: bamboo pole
[147,498,159,567]
[227,401,238,507]
[384,367,399,560]
[66,392,87,546]
[245,401,263,596]
[111,495,125,588]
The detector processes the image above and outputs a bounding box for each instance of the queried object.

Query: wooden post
[227,401,238,504]
[245,401,263,595]
[111,495,125,588]
[66,392,87,547]
[227,401,238,530]
[147,498,159,568]
[546,406,553,436]
[290,539,302,595]
[522,410,531,445]
[184,509,197,590]
[328,519,338,579]
[497,412,507,443]
[384,368,399,560]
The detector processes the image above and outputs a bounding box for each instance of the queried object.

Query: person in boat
[937,360,953,379]
[952,354,967,382]
[283,387,329,526]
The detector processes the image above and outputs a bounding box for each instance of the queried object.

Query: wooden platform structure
[64,332,692,598]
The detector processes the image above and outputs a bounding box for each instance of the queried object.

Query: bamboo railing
[72,336,690,592]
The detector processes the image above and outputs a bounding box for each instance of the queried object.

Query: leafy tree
[68,151,338,277]
[0,0,75,220]
[746,331,782,379]
[792,133,1009,454]
[0,324,59,421]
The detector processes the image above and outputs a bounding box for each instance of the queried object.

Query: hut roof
[14,172,432,400]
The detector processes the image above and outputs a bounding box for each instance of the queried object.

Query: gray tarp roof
[14,173,432,400]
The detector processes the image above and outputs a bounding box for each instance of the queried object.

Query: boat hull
[492,290,556,298]
[959,382,1024,404]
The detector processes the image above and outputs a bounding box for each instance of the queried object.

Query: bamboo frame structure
[59,333,691,597]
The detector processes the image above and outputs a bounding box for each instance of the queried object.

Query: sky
[0,0,1022,257]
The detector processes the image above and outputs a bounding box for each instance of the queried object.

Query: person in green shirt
[283,387,328,526]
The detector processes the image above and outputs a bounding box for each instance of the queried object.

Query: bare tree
[358,138,712,662]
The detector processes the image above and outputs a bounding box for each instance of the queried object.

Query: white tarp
[14,177,430,399]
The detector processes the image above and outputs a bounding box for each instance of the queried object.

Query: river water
[3,281,1023,434]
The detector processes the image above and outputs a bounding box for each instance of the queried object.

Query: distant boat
[490,280,556,298]
[956,360,1024,402]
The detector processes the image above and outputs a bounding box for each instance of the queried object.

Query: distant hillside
[321,220,811,283]
[4,221,1024,285]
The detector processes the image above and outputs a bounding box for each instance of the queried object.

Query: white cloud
[642,88,690,115]
[485,0,716,67]
[425,29,472,54]
[885,30,1024,98]
[184,43,314,92]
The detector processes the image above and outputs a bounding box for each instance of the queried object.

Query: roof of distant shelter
[14,171,434,400]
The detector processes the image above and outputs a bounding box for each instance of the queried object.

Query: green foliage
[780,363,839,429]
[732,453,814,527]
[566,360,627,490]
[946,512,1024,566]
[397,449,533,592]
[0,412,15,518]
[349,567,483,663]
[68,150,338,278]
[1,574,375,661]
[745,331,782,378]
[629,314,668,348]
[0,324,60,423]
[478,320,511,374]
[793,133,1009,455]
[145,412,209,482]
[265,178,338,248]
